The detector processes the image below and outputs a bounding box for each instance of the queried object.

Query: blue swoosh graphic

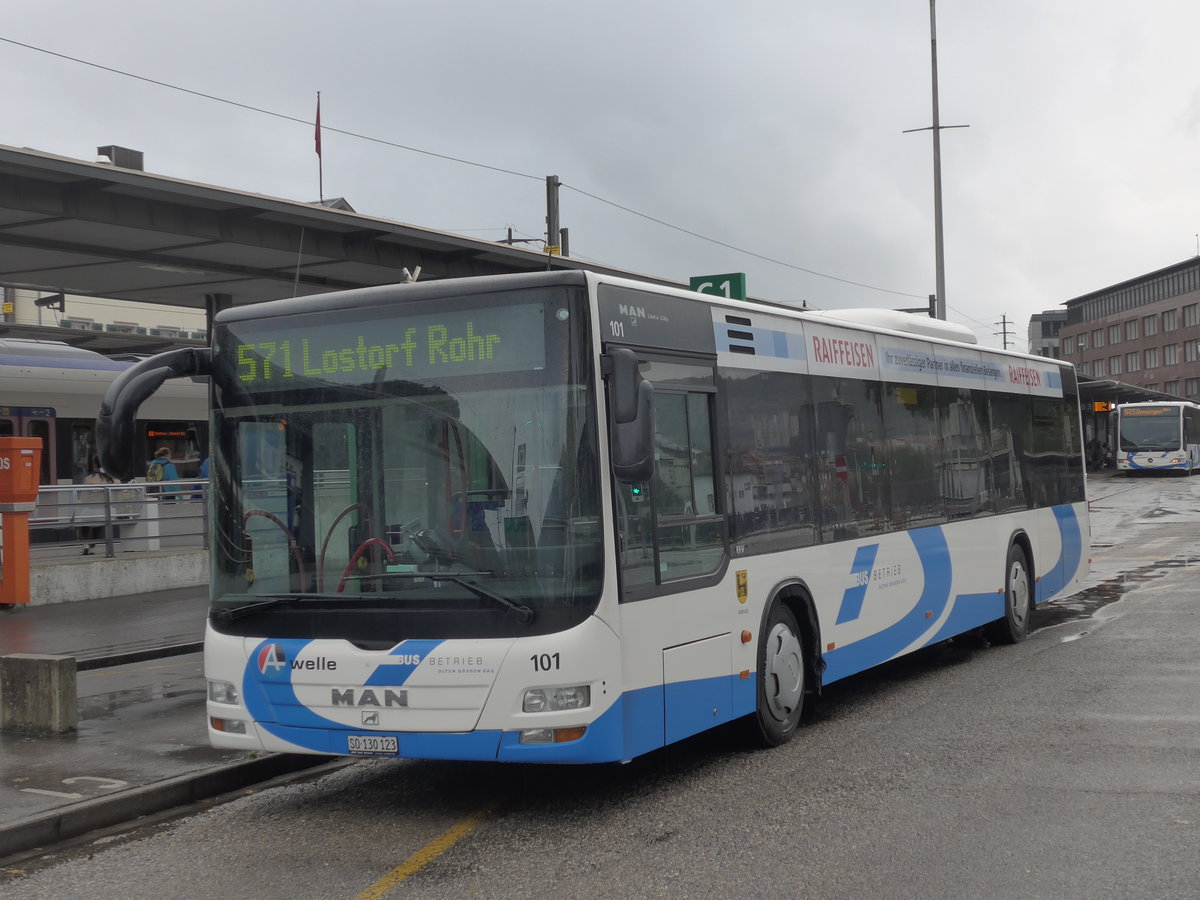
[823,527,951,683]
[1036,505,1082,603]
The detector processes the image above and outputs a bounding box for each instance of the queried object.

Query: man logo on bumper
[332,688,407,708]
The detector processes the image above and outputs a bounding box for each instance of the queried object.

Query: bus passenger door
[608,353,733,744]
[614,356,726,594]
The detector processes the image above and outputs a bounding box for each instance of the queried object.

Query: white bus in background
[1114,401,1200,475]
[98,271,1089,763]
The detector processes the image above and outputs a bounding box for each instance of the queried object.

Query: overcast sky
[5,1,1200,349]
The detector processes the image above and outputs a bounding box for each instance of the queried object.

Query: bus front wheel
[745,602,805,747]
[987,544,1032,645]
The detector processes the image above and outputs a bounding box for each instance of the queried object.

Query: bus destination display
[1121,405,1172,417]
[231,303,546,388]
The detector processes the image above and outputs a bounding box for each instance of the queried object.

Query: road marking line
[354,801,498,899]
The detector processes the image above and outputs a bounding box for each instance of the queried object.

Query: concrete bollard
[0,653,78,734]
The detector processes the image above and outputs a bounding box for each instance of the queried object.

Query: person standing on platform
[146,446,181,494]
[78,460,115,554]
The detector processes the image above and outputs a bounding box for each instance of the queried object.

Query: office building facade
[1058,257,1200,400]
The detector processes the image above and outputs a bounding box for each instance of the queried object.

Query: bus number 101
[531,653,561,672]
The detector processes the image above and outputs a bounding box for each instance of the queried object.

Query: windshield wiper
[213,577,535,626]
[212,593,354,623]
[384,571,535,624]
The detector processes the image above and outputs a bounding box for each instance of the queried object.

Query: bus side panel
[606,501,1090,743]
[1033,502,1088,603]
[820,503,1088,684]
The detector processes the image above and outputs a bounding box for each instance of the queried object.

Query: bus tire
[745,602,805,747]
[987,543,1032,645]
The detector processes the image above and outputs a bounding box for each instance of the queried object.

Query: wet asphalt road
[4,472,1199,899]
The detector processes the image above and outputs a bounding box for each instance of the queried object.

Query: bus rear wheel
[987,544,1032,645]
[745,602,805,747]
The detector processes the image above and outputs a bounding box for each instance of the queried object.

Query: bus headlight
[208,679,240,705]
[523,685,590,713]
[519,726,587,744]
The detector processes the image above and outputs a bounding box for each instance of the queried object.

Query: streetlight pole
[929,0,946,322]
[904,0,967,321]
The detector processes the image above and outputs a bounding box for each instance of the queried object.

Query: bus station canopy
[0,144,677,352]
[1077,377,1183,409]
[0,144,1186,406]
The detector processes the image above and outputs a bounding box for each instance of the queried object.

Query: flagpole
[315,91,324,202]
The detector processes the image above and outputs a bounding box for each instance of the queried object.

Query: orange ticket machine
[0,437,43,608]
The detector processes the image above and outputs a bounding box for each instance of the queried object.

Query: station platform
[0,586,333,862]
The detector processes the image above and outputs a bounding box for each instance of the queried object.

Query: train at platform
[0,338,208,484]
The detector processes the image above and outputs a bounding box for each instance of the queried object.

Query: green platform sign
[689,272,747,301]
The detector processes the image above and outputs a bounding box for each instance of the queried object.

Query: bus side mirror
[605,348,655,483]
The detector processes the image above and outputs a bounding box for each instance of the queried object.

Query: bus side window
[653,392,724,582]
[619,389,724,592]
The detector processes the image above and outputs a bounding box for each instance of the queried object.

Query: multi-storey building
[1028,311,1067,358]
[1058,257,1200,401]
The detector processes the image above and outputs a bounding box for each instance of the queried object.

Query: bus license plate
[347,734,398,756]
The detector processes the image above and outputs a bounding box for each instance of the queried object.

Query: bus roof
[212,269,1066,369]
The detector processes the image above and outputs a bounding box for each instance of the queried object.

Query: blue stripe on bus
[821,505,1083,682]
[263,722,505,759]
[240,667,757,763]
[836,543,879,624]
[242,638,447,742]
[1123,453,1187,470]
[928,592,1004,642]
[1035,505,1083,604]
[821,526,952,684]
[712,323,807,361]
[242,639,345,732]
[773,330,789,358]
[363,639,444,685]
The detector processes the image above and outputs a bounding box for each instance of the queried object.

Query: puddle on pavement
[78,684,204,720]
[1036,556,1194,630]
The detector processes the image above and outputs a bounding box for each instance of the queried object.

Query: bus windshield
[1118,406,1181,451]
[207,284,601,639]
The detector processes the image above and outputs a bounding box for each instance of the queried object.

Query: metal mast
[904,0,968,321]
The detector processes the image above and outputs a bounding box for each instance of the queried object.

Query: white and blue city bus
[97,270,1088,763]
[1114,400,1200,475]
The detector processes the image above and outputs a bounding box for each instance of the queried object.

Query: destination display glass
[1118,405,1182,452]
[227,302,547,393]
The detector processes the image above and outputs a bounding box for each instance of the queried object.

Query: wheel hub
[1009,560,1030,625]
[764,622,804,723]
